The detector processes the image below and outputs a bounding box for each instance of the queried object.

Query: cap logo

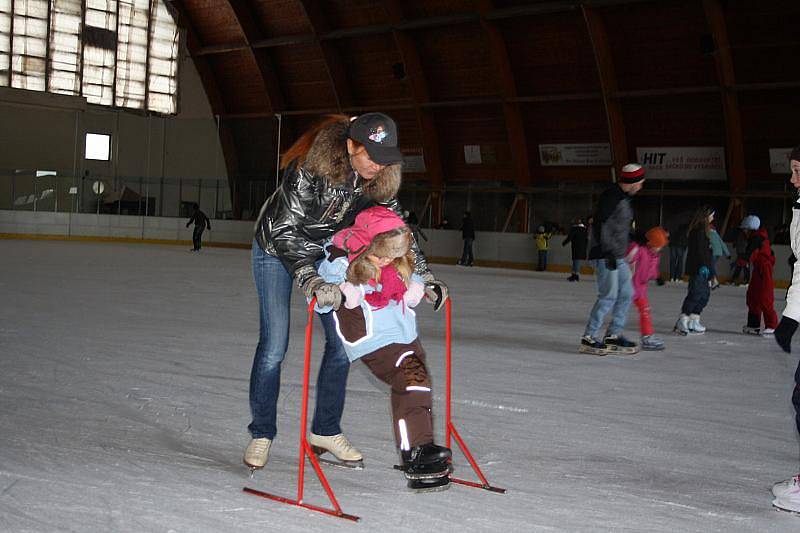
[368,126,388,144]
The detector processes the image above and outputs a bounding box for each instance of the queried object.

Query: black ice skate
[579,335,609,355]
[603,334,639,355]
[398,443,452,480]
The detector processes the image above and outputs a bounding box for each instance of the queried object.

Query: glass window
[85,132,111,160]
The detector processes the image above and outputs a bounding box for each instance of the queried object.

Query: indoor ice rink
[1,0,799,531]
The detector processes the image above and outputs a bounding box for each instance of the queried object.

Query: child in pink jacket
[626,227,669,350]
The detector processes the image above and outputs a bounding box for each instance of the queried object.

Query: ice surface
[1,240,799,532]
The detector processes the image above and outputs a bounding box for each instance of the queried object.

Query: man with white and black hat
[579,163,646,355]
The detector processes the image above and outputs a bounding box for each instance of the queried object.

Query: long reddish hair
[281,114,363,169]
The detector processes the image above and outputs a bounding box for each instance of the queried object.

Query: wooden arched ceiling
[169,0,800,202]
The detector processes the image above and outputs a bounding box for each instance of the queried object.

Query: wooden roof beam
[297,0,354,111]
[582,5,628,177]
[223,0,286,112]
[383,0,444,223]
[194,0,658,56]
[477,0,531,188]
[703,0,746,193]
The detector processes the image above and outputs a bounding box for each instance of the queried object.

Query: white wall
[1,210,795,283]
[0,51,226,182]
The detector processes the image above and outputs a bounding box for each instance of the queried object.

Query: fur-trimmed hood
[303,118,402,203]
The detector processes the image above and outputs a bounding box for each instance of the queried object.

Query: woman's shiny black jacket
[254,162,428,288]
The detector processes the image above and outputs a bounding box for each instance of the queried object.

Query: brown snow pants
[360,338,434,450]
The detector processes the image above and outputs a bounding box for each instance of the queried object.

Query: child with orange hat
[625,226,669,350]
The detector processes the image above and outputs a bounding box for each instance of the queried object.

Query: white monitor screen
[85,133,111,161]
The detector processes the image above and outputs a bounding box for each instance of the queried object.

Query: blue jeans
[571,259,582,274]
[584,259,633,339]
[248,240,350,440]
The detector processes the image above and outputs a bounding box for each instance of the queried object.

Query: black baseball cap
[348,112,403,165]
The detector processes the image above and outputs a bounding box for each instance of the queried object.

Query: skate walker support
[444,298,506,494]
[243,298,360,522]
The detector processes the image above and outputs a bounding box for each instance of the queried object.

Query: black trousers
[460,238,474,265]
[794,358,800,436]
[192,226,205,250]
[681,274,710,315]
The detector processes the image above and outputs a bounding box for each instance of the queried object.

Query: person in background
[459,211,475,267]
[669,220,689,282]
[731,220,756,286]
[674,207,715,335]
[534,226,552,272]
[742,221,776,336]
[186,203,211,252]
[770,145,800,515]
[563,216,588,282]
[626,227,669,350]
[708,222,730,289]
[579,163,645,355]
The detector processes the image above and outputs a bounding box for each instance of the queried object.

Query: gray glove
[420,271,449,312]
[302,276,343,310]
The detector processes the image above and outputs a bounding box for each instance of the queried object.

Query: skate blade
[641,345,665,351]
[606,346,640,355]
[410,483,451,494]
[315,455,364,470]
[578,345,608,356]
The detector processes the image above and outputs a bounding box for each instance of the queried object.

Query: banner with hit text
[636,147,726,181]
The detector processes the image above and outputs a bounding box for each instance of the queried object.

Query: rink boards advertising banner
[636,146,726,181]
[538,143,612,166]
[769,148,792,174]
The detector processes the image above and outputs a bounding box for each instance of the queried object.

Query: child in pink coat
[625,227,669,350]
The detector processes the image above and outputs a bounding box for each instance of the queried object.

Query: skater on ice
[562,216,588,282]
[771,146,800,515]
[579,163,645,355]
[186,203,211,252]
[244,113,448,472]
[315,206,453,492]
[625,226,668,350]
[742,216,777,336]
[673,206,715,336]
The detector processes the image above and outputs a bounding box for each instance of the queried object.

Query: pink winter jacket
[626,243,661,302]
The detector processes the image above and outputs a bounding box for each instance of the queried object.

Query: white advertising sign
[539,143,612,166]
[464,145,481,165]
[636,146,726,181]
[770,148,792,174]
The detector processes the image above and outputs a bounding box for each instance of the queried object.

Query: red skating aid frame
[243,298,360,522]
[443,298,506,494]
[243,296,504,521]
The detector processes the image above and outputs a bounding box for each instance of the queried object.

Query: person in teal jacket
[708,224,730,289]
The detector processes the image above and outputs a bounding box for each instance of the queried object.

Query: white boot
[309,432,363,464]
[773,474,800,498]
[689,314,706,333]
[243,437,271,469]
[773,474,800,513]
[674,314,691,335]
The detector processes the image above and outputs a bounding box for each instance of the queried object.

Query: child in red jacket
[742,226,777,335]
[626,226,669,350]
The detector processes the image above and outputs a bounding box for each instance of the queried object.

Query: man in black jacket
[186,203,211,251]
[563,217,588,281]
[459,211,475,266]
[579,164,646,355]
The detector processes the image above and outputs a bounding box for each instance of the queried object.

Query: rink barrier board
[1,232,791,289]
